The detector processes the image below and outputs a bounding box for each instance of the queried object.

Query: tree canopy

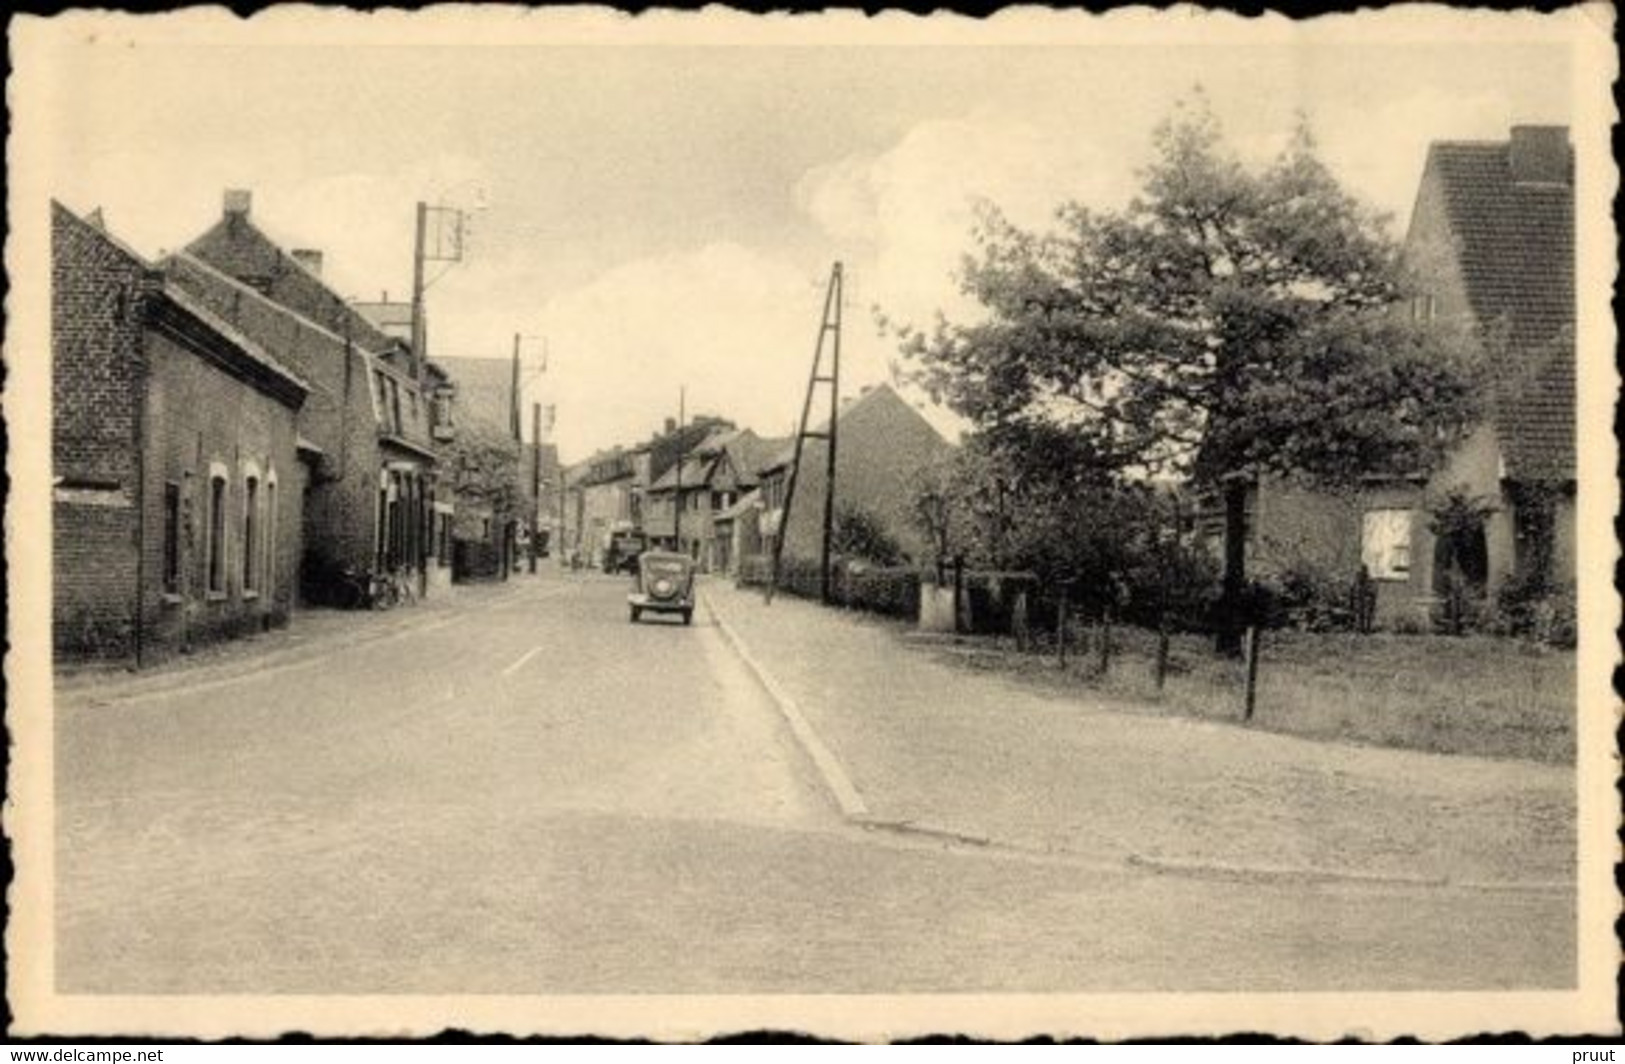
[897,101,1483,492]
[442,419,523,519]
[893,99,1484,650]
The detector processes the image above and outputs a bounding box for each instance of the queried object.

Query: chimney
[665,417,677,434]
[223,189,252,218]
[1508,126,1569,185]
[290,249,323,277]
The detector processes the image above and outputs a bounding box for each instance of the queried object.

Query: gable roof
[154,283,311,403]
[721,431,789,488]
[1414,129,1574,481]
[52,204,308,405]
[758,383,945,474]
[186,207,404,358]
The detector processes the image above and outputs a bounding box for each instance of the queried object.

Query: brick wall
[139,328,303,661]
[165,255,382,575]
[52,204,149,660]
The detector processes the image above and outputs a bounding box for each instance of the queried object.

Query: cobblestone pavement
[53,571,1576,995]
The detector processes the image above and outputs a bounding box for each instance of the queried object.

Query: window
[162,482,181,595]
[1410,294,1438,323]
[243,474,260,594]
[1362,509,1414,581]
[265,475,279,595]
[389,378,403,434]
[206,470,228,595]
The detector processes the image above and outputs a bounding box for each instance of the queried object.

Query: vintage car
[602,530,648,575]
[628,550,696,625]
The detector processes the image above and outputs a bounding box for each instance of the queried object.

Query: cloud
[795,107,1142,331]
[450,242,836,459]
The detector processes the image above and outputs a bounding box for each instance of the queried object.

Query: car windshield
[644,560,687,576]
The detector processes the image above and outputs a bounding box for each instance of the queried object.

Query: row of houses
[51,190,541,668]
[559,383,954,577]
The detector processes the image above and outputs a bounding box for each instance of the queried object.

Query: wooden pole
[529,401,541,574]
[1097,606,1112,676]
[1056,581,1069,668]
[768,263,841,606]
[1243,625,1261,721]
[952,555,965,636]
[1155,611,1171,692]
[820,263,842,606]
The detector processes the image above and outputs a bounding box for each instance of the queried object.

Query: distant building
[752,384,953,568]
[52,202,308,665]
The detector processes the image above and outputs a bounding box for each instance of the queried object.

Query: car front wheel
[629,606,640,624]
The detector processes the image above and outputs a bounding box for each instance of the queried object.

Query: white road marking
[501,645,544,677]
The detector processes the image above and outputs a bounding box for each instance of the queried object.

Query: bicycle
[389,566,418,607]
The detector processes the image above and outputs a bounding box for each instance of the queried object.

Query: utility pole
[674,385,686,552]
[411,202,428,389]
[767,261,842,606]
[510,334,523,442]
[530,401,542,574]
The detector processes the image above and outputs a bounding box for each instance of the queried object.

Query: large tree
[896,100,1482,652]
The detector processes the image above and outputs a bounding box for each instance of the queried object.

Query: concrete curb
[1125,853,1571,893]
[702,590,871,821]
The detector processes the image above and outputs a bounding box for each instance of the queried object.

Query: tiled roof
[186,212,403,358]
[649,453,715,492]
[757,384,923,473]
[723,432,789,487]
[1493,338,1574,482]
[1424,134,1574,480]
[158,282,311,395]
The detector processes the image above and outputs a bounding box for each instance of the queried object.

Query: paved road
[55,571,1573,994]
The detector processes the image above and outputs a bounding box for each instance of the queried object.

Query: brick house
[751,384,954,567]
[52,203,309,666]
[1230,125,1575,626]
[172,191,441,601]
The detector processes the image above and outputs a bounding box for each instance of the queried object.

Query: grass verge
[900,623,1574,764]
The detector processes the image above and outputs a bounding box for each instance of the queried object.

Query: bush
[838,564,921,618]
[1264,562,1358,633]
[1492,572,1576,648]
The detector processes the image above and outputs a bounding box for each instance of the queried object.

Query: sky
[19,7,1598,463]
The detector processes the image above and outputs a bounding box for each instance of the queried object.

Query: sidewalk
[703,582,1574,889]
[55,570,556,707]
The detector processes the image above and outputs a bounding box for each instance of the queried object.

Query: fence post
[1243,625,1261,721]
[1154,610,1171,692]
[1097,605,1112,676]
[1012,589,1030,653]
[1056,580,1070,668]
[952,555,965,635]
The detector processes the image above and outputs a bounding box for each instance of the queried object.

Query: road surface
[55,571,1574,994]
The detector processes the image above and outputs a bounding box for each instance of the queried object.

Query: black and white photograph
[6,4,1617,1042]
